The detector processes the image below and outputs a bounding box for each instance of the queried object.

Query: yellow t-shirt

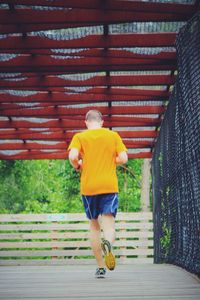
[67,128,127,195]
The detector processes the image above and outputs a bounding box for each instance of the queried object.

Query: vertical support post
[52,220,58,261]
[119,219,127,263]
[141,159,151,212]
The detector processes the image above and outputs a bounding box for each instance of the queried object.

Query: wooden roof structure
[0,0,199,160]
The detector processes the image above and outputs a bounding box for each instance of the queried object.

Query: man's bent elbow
[124,155,128,164]
[121,154,128,164]
[116,152,128,165]
[68,149,79,162]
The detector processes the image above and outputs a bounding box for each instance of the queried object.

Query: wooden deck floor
[0,264,199,300]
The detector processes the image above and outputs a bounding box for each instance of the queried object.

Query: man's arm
[116,151,128,165]
[68,148,82,171]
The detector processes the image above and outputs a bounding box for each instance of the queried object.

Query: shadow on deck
[0,264,199,300]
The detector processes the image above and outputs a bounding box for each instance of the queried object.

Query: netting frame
[152,11,200,276]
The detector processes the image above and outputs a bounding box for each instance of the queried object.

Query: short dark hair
[85,110,103,122]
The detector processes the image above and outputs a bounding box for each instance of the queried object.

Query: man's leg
[100,213,116,270]
[100,213,116,245]
[89,218,105,268]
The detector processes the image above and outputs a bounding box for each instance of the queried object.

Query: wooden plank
[0,74,175,88]
[0,90,169,103]
[0,223,90,231]
[0,0,196,14]
[0,213,85,222]
[117,212,152,220]
[0,249,153,256]
[0,222,153,231]
[0,141,154,151]
[0,105,164,117]
[0,61,176,73]
[0,264,200,300]
[0,141,153,151]
[0,212,152,222]
[0,151,153,160]
[0,119,159,129]
[0,231,153,240]
[0,240,153,248]
[0,9,191,25]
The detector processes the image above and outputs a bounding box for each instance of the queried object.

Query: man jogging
[68,110,128,278]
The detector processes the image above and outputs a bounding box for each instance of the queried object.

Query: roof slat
[0,90,170,103]
[0,49,177,59]
[1,105,165,117]
[0,9,193,27]
[0,140,154,150]
[0,151,152,160]
[0,34,176,49]
[0,130,158,140]
[0,119,161,129]
[2,0,196,14]
[0,74,176,88]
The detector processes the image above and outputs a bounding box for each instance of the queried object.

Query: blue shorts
[81,193,118,220]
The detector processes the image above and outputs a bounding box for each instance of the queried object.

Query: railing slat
[0,249,153,256]
[0,240,153,248]
[0,222,153,231]
[0,212,152,222]
[0,231,153,240]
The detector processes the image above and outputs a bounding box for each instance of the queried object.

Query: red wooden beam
[0,64,177,73]
[53,88,170,96]
[0,74,176,88]
[0,34,176,50]
[0,9,193,26]
[129,152,152,159]
[0,150,153,160]
[0,23,101,34]
[3,0,196,14]
[3,127,151,136]
[0,55,177,73]
[0,99,164,109]
[0,117,161,129]
[0,150,68,160]
[0,129,158,140]
[0,119,161,129]
[0,99,165,111]
[0,140,154,150]
[0,99,167,108]
[0,55,175,66]
[0,87,171,93]
[0,49,177,60]
[120,130,158,139]
[1,105,165,117]
[0,90,170,103]
[0,115,161,123]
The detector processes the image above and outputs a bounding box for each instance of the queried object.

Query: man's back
[68,110,128,275]
[68,128,127,195]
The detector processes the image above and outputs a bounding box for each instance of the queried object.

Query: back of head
[85,110,103,122]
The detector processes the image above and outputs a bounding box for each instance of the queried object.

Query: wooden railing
[0,212,153,265]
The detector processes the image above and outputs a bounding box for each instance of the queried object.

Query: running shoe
[95,267,106,278]
[101,239,116,271]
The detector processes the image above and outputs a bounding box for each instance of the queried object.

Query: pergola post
[141,158,151,212]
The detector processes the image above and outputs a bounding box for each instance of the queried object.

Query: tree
[0,159,144,214]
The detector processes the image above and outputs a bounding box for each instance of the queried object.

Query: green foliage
[0,159,145,214]
[158,152,163,177]
[117,159,143,212]
[160,222,171,257]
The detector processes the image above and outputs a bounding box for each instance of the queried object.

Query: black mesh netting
[152,11,200,276]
